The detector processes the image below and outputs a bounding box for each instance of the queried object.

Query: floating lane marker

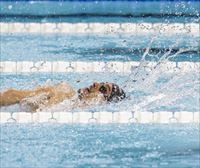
[0,111,199,124]
[0,23,199,36]
[0,61,199,73]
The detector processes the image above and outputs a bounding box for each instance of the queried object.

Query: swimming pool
[1,34,199,62]
[0,0,200,167]
[1,124,199,167]
[1,32,199,166]
[0,33,199,114]
[1,0,199,23]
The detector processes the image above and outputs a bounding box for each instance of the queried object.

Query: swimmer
[0,82,126,112]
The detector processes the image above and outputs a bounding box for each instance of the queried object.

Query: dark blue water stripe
[0,0,199,1]
[1,13,198,18]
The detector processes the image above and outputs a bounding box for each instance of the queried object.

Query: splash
[126,36,199,113]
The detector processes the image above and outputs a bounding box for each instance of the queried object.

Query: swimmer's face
[78,82,101,100]
[78,87,91,100]
[78,82,112,100]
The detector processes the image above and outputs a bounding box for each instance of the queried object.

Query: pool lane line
[0,23,199,35]
[0,61,199,73]
[0,111,199,124]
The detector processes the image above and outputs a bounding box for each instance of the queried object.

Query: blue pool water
[0,1,200,167]
[1,34,199,62]
[1,124,199,168]
[0,71,199,113]
[0,1,199,23]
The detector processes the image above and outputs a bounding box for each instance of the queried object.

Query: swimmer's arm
[0,89,33,106]
[0,86,54,107]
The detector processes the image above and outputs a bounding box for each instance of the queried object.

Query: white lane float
[0,23,199,36]
[0,61,199,73]
[0,111,199,124]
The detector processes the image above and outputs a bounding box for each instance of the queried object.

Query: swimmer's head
[78,82,126,102]
[77,83,100,100]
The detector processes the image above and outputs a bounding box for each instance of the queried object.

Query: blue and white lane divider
[0,61,199,73]
[0,23,199,35]
[0,111,199,124]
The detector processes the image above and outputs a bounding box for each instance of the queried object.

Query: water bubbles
[8,5,12,10]
[95,139,102,145]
